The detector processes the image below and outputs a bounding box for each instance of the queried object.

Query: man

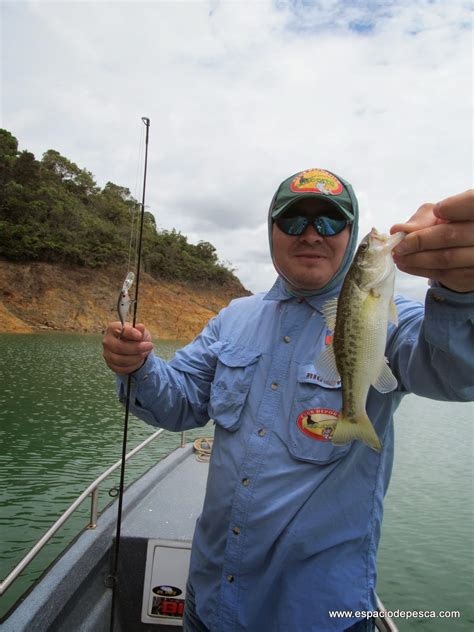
[103,168,474,632]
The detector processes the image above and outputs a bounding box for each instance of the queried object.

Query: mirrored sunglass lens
[314,216,347,236]
[278,216,308,235]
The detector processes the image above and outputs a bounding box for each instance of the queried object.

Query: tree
[41,149,97,196]
[0,128,18,158]
[195,240,218,263]
[0,129,19,189]
[13,151,40,186]
[102,181,135,203]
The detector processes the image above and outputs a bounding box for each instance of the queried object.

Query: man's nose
[299,222,322,243]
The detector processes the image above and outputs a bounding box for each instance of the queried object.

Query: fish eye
[359,242,369,252]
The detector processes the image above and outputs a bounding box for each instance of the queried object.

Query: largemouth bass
[316,228,406,451]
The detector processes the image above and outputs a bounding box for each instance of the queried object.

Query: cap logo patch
[291,169,343,196]
[297,408,340,442]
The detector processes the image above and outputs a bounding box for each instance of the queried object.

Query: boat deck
[122,444,208,541]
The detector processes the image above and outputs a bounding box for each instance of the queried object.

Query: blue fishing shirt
[118,277,474,632]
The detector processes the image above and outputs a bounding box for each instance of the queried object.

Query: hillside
[0,128,250,336]
[0,260,249,339]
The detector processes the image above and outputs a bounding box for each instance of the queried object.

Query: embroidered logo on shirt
[302,370,341,388]
[297,408,340,442]
[298,364,341,388]
[290,169,343,196]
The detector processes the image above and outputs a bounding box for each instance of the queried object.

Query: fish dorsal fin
[321,297,339,331]
[389,299,398,326]
[315,343,341,385]
[372,359,398,393]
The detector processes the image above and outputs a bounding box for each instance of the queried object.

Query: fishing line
[132,127,146,271]
[109,116,150,632]
[127,125,146,273]
[126,205,137,274]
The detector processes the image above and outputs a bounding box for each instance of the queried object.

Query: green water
[0,333,213,619]
[0,334,473,630]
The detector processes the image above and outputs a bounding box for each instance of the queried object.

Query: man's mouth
[294,253,327,259]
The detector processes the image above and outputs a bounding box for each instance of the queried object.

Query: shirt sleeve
[116,314,221,431]
[388,286,474,401]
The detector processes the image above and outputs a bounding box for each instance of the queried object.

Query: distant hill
[0,128,246,291]
[0,129,250,336]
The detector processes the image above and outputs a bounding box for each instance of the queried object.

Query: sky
[1,0,472,300]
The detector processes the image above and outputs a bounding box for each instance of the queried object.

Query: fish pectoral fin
[372,360,398,393]
[321,297,338,331]
[332,413,382,451]
[315,343,340,385]
[389,299,398,326]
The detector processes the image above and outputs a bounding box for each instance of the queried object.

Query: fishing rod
[109,116,150,631]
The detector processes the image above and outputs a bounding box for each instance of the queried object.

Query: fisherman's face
[272,198,351,291]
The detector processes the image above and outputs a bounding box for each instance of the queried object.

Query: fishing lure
[117,271,135,334]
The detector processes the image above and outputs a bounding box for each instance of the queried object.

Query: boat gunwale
[0,429,187,602]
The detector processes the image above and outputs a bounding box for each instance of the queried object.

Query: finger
[434,190,474,222]
[390,203,447,236]
[105,321,124,337]
[103,343,151,370]
[104,343,153,358]
[134,323,152,342]
[104,350,150,371]
[393,222,474,256]
[394,263,474,293]
[393,245,474,271]
[120,323,149,341]
[103,336,153,356]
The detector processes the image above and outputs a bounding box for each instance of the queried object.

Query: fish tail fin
[332,413,382,452]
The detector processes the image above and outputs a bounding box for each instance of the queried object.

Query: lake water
[0,333,473,630]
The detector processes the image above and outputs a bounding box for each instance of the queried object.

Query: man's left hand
[390,189,474,293]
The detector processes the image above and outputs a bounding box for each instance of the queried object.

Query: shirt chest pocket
[287,363,351,464]
[208,342,261,432]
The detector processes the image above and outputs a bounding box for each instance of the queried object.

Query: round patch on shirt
[290,169,343,196]
[297,408,340,442]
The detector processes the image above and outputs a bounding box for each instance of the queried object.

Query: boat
[0,431,398,631]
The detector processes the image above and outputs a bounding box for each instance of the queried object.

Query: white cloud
[1,0,472,298]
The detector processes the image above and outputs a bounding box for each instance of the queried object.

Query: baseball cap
[270,168,356,221]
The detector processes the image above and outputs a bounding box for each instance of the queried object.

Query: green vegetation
[0,129,240,287]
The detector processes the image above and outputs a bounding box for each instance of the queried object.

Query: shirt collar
[263,276,341,311]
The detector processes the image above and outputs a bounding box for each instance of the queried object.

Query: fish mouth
[370,229,406,252]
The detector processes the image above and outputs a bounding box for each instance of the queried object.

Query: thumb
[135,323,152,342]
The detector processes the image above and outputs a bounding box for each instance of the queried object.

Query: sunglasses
[275,214,349,237]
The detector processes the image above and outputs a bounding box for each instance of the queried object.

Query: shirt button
[242,478,250,487]
[283,335,291,343]
[232,526,241,535]
[227,574,234,583]
[432,294,445,302]
[271,383,278,390]
[257,428,266,437]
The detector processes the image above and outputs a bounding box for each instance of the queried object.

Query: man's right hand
[102,322,154,374]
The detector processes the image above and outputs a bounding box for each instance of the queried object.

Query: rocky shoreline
[0,260,250,340]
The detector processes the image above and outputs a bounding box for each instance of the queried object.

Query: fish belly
[347,295,389,410]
